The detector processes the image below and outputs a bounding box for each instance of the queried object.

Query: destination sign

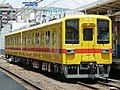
[22,2,38,6]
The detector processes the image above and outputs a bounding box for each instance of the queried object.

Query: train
[4,15,112,78]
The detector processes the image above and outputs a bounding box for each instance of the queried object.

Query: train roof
[5,17,63,36]
[65,14,110,19]
[5,14,110,36]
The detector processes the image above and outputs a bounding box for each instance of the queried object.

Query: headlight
[67,49,75,54]
[102,49,109,54]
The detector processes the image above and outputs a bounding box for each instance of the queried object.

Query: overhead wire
[16,0,43,16]
[16,0,61,16]
[43,0,61,7]
[15,0,81,20]
[72,0,81,6]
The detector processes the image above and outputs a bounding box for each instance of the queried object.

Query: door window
[83,28,93,41]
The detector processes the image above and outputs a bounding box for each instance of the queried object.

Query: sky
[1,0,98,9]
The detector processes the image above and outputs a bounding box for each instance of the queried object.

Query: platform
[113,59,120,63]
[112,59,120,69]
[0,70,26,90]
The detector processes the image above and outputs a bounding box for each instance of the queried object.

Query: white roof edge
[76,0,117,11]
[5,18,63,36]
[5,14,110,36]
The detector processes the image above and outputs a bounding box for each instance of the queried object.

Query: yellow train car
[5,14,112,78]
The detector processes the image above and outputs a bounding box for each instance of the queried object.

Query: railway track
[106,78,120,84]
[97,81,120,90]
[0,57,92,90]
[97,78,120,90]
[77,81,99,90]
[0,56,120,90]
[76,77,120,90]
[0,66,41,90]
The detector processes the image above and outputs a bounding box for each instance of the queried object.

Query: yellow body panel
[5,15,112,65]
[62,15,112,65]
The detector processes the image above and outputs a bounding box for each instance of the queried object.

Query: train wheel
[47,62,51,72]
[29,60,33,69]
[50,62,55,73]
[21,58,27,67]
[39,60,43,71]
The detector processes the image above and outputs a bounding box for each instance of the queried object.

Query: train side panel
[5,32,22,58]
[20,23,63,64]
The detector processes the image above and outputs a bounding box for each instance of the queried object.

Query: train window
[9,38,10,45]
[11,38,14,46]
[41,33,43,45]
[10,38,12,46]
[7,39,8,45]
[45,31,50,46]
[15,37,17,46]
[12,38,14,46]
[65,19,79,44]
[35,33,40,45]
[48,31,50,46]
[27,34,31,45]
[23,34,26,45]
[52,31,54,45]
[97,19,109,44]
[14,37,17,46]
[7,38,9,45]
[14,38,16,46]
[18,37,21,46]
[41,32,44,46]
[16,37,18,46]
[52,30,57,45]
[31,33,34,45]
[5,39,8,46]
[83,28,93,41]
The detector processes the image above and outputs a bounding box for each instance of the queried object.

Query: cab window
[65,19,79,44]
[97,19,109,44]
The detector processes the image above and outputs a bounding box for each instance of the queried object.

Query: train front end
[62,15,112,78]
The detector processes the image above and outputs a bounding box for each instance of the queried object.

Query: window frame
[65,18,79,44]
[97,19,110,44]
[83,28,93,41]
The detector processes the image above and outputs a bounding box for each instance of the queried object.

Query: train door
[52,29,57,60]
[52,27,61,63]
[81,25,96,62]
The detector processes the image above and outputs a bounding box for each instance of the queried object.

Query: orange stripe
[5,47,112,54]
[75,49,101,53]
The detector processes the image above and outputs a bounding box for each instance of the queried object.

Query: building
[0,3,16,28]
[17,7,71,24]
[0,3,17,51]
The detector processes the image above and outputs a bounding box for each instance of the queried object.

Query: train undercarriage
[5,54,111,79]
[63,63,111,78]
